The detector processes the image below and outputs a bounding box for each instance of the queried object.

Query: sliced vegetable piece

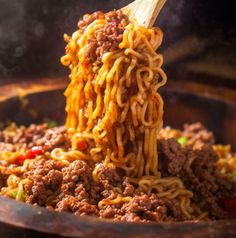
[177,136,188,145]
[12,190,26,201]
[22,191,26,201]
[12,190,18,198]
[15,146,44,164]
[232,170,236,179]
[45,119,58,128]
[77,140,88,151]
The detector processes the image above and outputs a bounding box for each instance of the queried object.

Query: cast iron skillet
[0,78,235,238]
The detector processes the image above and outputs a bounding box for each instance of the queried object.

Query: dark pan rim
[0,194,235,237]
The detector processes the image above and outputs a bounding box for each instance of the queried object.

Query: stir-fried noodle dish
[0,10,236,222]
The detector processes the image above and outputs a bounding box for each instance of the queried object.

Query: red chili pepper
[77,140,88,151]
[15,155,26,165]
[15,146,44,164]
[83,60,90,69]
[222,198,236,217]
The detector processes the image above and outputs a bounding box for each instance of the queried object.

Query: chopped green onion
[177,136,188,145]
[45,119,58,128]
[22,191,26,201]
[12,190,18,198]
[12,190,26,201]
[232,170,236,179]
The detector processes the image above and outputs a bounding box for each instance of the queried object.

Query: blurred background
[0,0,235,88]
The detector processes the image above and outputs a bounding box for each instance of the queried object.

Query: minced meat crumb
[0,119,235,222]
[78,10,129,63]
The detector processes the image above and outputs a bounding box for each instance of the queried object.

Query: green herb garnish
[12,190,26,201]
[177,136,188,145]
[12,189,18,198]
[22,191,26,201]
[45,119,58,128]
[232,170,236,180]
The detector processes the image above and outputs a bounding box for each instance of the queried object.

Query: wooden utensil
[122,0,167,28]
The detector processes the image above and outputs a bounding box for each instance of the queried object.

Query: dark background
[0,0,235,86]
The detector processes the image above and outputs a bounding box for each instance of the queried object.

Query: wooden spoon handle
[122,0,166,28]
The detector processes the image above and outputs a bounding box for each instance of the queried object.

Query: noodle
[214,145,236,179]
[1,10,235,222]
[62,13,166,177]
[60,10,199,218]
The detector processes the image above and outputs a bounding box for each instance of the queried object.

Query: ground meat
[0,142,15,152]
[56,195,98,217]
[96,164,123,190]
[58,160,103,205]
[121,194,169,222]
[0,124,70,153]
[184,148,219,196]
[52,159,103,216]
[78,11,105,31]
[95,164,128,209]
[1,121,235,222]
[21,153,190,221]
[99,193,180,222]
[78,10,129,63]
[35,126,71,152]
[123,178,136,196]
[23,157,101,216]
[158,138,236,219]
[215,176,236,198]
[61,160,92,195]
[0,124,48,151]
[24,159,64,206]
[157,138,188,176]
[183,123,215,149]
[164,199,185,220]
[99,203,123,220]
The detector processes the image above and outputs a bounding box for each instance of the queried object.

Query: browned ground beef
[158,138,236,219]
[35,126,71,151]
[0,122,236,222]
[77,10,129,63]
[0,124,70,152]
[0,124,48,152]
[24,158,64,206]
[21,151,189,222]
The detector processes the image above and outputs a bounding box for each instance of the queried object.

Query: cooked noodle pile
[0,10,235,222]
[61,12,166,177]
[60,10,202,219]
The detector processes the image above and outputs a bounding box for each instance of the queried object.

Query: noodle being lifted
[61,10,196,218]
[0,10,236,222]
[61,10,166,178]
